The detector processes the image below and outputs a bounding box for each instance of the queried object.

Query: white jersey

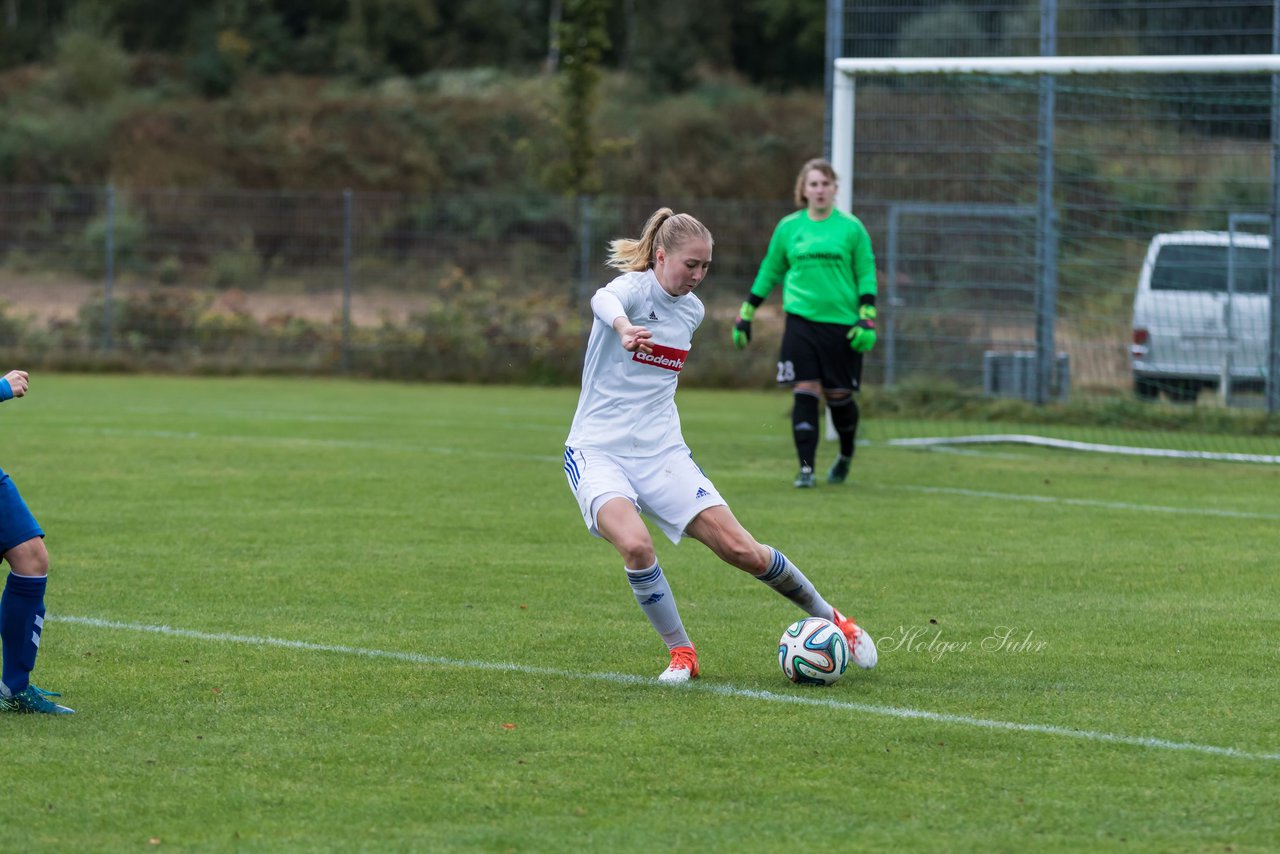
[566,269,705,456]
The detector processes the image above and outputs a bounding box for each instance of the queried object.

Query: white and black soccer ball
[778,617,849,686]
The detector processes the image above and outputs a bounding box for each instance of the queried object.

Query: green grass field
[2,374,1276,852]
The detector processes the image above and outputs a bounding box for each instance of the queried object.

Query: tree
[547,0,610,195]
[732,0,826,90]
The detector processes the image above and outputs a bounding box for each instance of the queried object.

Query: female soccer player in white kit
[564,207,877,682]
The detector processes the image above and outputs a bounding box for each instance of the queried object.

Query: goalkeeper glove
[847,305,877,353]
[731,302,756,350]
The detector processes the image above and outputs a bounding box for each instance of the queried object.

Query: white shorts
[563,444,727,545]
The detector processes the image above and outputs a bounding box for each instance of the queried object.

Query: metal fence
[6,177,1274,460]
[830,65,1278,418]
[0,186,798,384]
[0,174,1272,402]
[818,0,1280,422]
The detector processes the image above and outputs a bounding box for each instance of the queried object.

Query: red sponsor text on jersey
[632,343,688,372]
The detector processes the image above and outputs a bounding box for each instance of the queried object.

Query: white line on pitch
[54,614,1279,764]
[64,427,563,462]
[888,484,1280,520]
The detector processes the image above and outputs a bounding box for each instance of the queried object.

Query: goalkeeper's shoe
[793,466,816,489]
[658,645,700,684]
[832,609,878,670]
[1,684,75,715]
[827,455,852,485]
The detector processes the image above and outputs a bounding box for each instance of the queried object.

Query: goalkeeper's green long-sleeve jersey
[749,208,877,325]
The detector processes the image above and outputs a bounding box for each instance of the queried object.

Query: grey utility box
[983,351,1070,402]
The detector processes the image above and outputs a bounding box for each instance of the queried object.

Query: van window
[1150,244,1270,295]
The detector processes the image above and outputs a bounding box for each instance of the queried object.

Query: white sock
[755,547,834,619]
[626,562,692,650]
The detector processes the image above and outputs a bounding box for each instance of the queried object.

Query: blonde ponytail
[607,207,713,271]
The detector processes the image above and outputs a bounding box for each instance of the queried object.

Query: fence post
[884,204,899,387]
[342,188,353,373]
[823,0,845,162]
[577,194,593,304]
[103,183,115,353]
[1269,0,1280,413]
[1034,0,1059,406]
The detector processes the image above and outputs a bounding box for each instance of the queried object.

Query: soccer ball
[778,617,849,686]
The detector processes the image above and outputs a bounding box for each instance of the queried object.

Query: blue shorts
[0,468,44,555]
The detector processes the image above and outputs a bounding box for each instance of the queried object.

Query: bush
[79,287,207,354]
[210,238,262,289]
[79,207,147,278]
[5,249,36,274]
[54,18,130,105]
[193,308,259,354]
[0,302,32,345]
[156,255,183,285]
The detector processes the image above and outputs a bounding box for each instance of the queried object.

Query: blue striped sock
[1,572,46,696]
[626,563,691,650]
[755,547,832,618]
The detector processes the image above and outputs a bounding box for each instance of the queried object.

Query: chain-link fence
[0,167,1271,405]
[837,66,1277,411]
[0,186,799,385]
[817,0,1280,460]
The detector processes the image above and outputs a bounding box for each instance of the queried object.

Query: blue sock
[1,572,47,696]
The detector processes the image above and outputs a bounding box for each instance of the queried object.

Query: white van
[1130,231,1271,402]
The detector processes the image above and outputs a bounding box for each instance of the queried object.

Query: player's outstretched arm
[0,369,29,402]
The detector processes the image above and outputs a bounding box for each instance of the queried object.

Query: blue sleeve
[0,377,11,402]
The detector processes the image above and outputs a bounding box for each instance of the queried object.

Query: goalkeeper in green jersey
[733,158,878,488]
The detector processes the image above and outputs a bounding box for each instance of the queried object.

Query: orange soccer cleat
[658,645,700,684]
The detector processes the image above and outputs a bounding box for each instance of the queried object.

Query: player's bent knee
[621,544,656,568]
[608,534,655,568]
[4,537,49,577]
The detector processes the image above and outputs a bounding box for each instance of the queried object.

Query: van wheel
[1134,377,1158,400]
[1165,380,1199,404]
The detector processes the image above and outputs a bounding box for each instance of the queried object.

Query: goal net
[832,54,1280,463]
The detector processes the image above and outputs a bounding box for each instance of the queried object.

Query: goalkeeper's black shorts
[776,313,862,392]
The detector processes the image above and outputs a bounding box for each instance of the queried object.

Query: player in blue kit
[563,208,877,683]
[0,370,74,715]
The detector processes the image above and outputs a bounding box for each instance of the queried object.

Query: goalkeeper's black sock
[827,394,860,459]
[792,389,821,470]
